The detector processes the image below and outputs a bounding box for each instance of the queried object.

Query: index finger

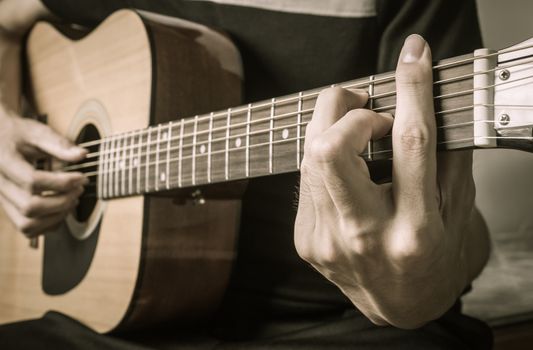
[305,87,368,153]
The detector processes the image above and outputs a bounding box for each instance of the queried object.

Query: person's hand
[0,110,87,238]
[294,34,475,328]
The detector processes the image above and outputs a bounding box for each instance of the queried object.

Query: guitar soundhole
[42,122,103,296]
[73,124,99,222]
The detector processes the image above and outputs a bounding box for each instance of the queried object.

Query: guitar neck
[93,53,477,199]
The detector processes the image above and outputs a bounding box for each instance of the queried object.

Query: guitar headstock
[492,37,533,151]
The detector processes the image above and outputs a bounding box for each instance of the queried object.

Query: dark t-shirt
[0,0,493,349]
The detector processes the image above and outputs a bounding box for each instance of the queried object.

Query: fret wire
[72,109,485,174]
[89,132,486,181]
[79,112,313,170]
[166,122,172,189]
[99,138,106,198]
[128,130,134,194]
[269,98,275,174]
[77,66,529,174]
[178,118,184,188]
[136,130,142,193]
[155,124,162,191]
[115,135,122,196]
[84,107,315,160]
[86,65,528,161]
[89,134,523,182]
[207,112,214,183]
[144,127,151,193]
[121,133,127,195]
[374,73,533,113]
[85,79,487,161]
[106,136,111,197]
[225,108,231,180]
[367,75,375,161]
[245,104,251,177]
[92,118,485,179]
[79,53,533,151]
[108,135,116,197]
[81,64,488,162]
[192,115,198,186]
[296,92,303,169]
[115,135,121,196]
[106,135,112,197]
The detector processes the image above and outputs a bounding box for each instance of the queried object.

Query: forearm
[0,33,21,114]
[0,0,51,115]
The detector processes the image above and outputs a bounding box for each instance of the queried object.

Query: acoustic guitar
[1,9,532,333]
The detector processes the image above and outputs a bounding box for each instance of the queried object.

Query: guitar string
[65,111,520,173]
[82,134,533,193]
[76,53,533,151]
[77,45,533,191]
[64,98,533,173]
[81,118,525,181]
[74,60,533,164]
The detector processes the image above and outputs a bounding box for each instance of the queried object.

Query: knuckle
[345,108,371,122]
[316,241,339,267]
[20,196,41,217]
[63,176,79,190]
[397,127,430,154]
[309,135,345,163]
[340,221,377,257]
[396,62,431,87]
[18,218,37,235]
[294,237,312,262]
[388,227,428,265]
[345,109,373,131]
[22,170,40,193]
[65,195,79,211]
[349,234,376,257]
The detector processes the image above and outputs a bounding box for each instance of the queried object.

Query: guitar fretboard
[93,54,476,199]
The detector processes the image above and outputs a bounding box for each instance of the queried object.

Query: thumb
[25,119,87,162]
[392,34,438,213]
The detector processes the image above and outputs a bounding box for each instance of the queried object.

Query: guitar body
[0,10,243,332]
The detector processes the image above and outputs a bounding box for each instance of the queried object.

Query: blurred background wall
[463,0,533,325]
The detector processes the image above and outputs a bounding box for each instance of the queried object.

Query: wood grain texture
[0,10,151,333]
[0,9,243,332]
[118,13,242,330]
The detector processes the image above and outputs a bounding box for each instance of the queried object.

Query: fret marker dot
[282,129,289,139]
[235,137,242,148]
[160,172,166,182]
[200,145,206,154]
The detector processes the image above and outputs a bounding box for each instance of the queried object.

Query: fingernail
[71,146,87,155]
[347,88,368,96]
[401,34,426,63]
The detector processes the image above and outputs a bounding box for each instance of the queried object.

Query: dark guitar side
[116,14,244,330]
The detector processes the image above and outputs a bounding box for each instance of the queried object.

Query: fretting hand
[295,34,480,328]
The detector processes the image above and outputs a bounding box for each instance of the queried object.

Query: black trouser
[0,302,493,350]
